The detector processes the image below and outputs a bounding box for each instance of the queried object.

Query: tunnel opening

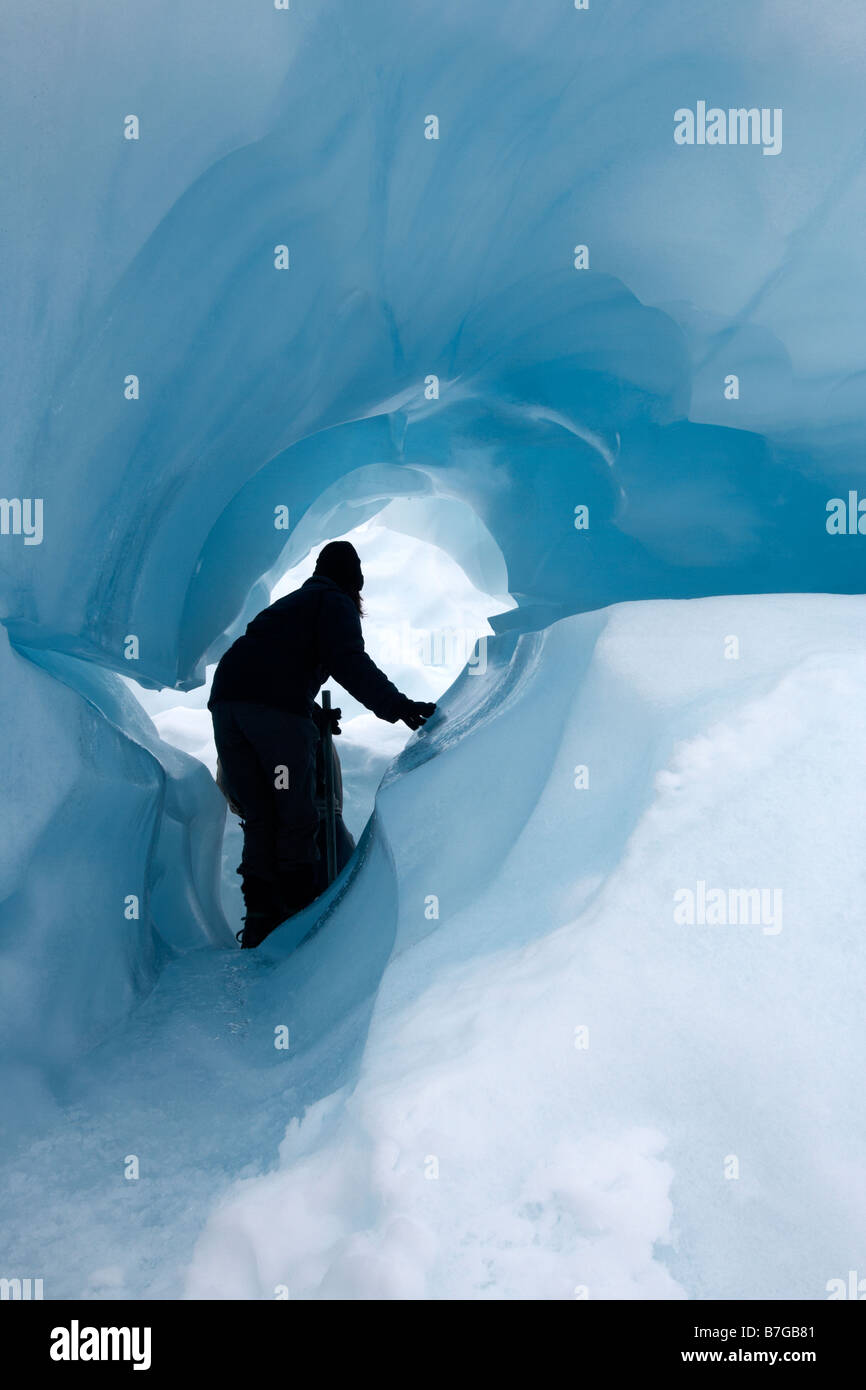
[126,492,514,930]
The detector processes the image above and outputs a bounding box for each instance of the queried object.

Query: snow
[1,594,864,1299]
[183,595,866,1301]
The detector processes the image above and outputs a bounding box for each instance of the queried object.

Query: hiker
[208,540,436,947]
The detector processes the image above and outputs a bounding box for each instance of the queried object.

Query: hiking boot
[238,910,276,950]
[238,875,282,950]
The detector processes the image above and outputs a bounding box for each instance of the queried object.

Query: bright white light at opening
[128,515,513,842]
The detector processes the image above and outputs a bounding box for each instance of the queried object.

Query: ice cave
[1,0,865,1302]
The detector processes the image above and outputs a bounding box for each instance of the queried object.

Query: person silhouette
[209,540,436,947]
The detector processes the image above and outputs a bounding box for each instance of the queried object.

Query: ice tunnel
[2,0,866,1300]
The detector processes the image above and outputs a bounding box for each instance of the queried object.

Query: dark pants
[211,701,320,884]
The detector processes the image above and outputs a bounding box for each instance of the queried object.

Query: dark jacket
[208,575,405,722]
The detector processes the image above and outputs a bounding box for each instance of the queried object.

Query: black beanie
[314,540,364,593]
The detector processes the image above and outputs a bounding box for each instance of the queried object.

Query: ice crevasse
[1,0,865,1298]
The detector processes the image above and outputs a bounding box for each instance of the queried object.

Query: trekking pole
[321,689,338,887]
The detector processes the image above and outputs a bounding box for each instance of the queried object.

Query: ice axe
[320,689,339,887]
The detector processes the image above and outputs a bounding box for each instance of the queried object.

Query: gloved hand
[397,698,437,731]
[313,702,342,735]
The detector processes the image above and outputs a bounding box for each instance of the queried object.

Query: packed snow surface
[2,594,864,1299]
